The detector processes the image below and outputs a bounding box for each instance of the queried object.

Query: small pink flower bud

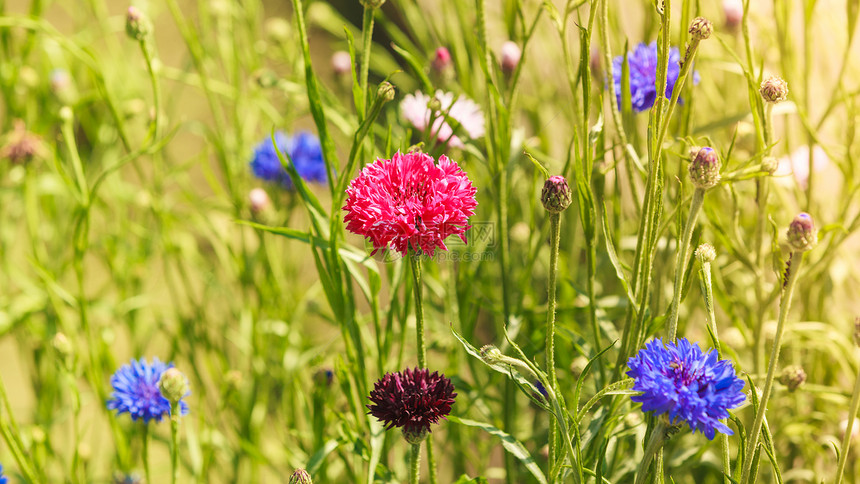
[689,147,721,189]
[760,76,789,104]
[786,212,817,252]
[249,188,270,214]
[431,47,452,72]
[331,51,352,76]
[289,469,313,484]
[688,17,713,41]
[125,6,151,41]
[541,176,572,213]
[723,0,743,30]
[500,41,521,74]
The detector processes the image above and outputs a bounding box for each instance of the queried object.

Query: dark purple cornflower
[107,358,189,423]
[249,131,327,189]
[612,42,698,113]
[367,368,456,437]
[627,338,745,440]
[0,463,7,484]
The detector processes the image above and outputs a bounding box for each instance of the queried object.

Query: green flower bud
[688,16,713,40]
[777,365,806,392]
[377,81,395,103]
[695,243,716,263]
[125,6,152,41]
[158,368,190,404]
[402,426,428,444]
[786,212,817,252]
[760,76,789,104]
[541,175,572,213]
[761,156,779,175]
[689,147,721,189]
[289,469,313,484]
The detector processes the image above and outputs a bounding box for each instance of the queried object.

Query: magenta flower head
[367,368,456,443]
[627,338,745,440]
[343,151,477,257]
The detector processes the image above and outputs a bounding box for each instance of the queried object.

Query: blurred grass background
[1,0,860,482]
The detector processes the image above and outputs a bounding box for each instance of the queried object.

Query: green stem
[835,349,860,483]
[358,6,375,118]
[170,403,181,484]
[410,443,421,484]
[666,188,705,341]
[142,422,152,484]
[546,211,561,477]
[740,252,804,484]
[426,437,437,484]
[635,420,668,484]
[698,256,732,483]
[652,38,701,163]
[409,253,426,368]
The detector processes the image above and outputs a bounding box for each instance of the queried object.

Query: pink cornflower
[400,91,485,148]
[343,151,478,257]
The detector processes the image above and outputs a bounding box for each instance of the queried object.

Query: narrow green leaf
[449,416,548,484]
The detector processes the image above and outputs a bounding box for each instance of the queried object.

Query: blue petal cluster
[627,338,745,440]
[0,463,7,484]
[107,358,189,423]
[612,42,691,113]
[249,131,328,189]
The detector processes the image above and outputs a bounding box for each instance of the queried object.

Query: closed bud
[113,473,143,484]
[59,106,74,123]
[760,76,789,104]
[777,365,806,392]
[761,156,779,175]
[723,0,743,30]
[249,188,270,214]
[125,6,152,41]
[688,16,713,41]
[786,212,817,252]
[689,147,721,189]
[500,41,522,75]
[252,69,278,89]
[331,51,352,76]
[377,81,395,103]
[1,120,44,165]
[158,368,190,404]
[313,367,334,389]
[541,175,572,213]
[402,426,428,444]
[479,344,503,364]
[289,469,313,484]
[431,47,452,72]
[695,243,716,263]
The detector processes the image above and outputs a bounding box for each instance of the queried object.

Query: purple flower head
[0,463,7,484]
[627,338,745,440]
[367,368,456,435]
[612,42,699,113]
[107,358,189,423]
[249,131,328,190]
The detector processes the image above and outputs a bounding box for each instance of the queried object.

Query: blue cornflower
[612,42,697,112]
[626,338,745,440]
[249,131,328,189]
[107,358,189,423]
[0,463,7,484]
